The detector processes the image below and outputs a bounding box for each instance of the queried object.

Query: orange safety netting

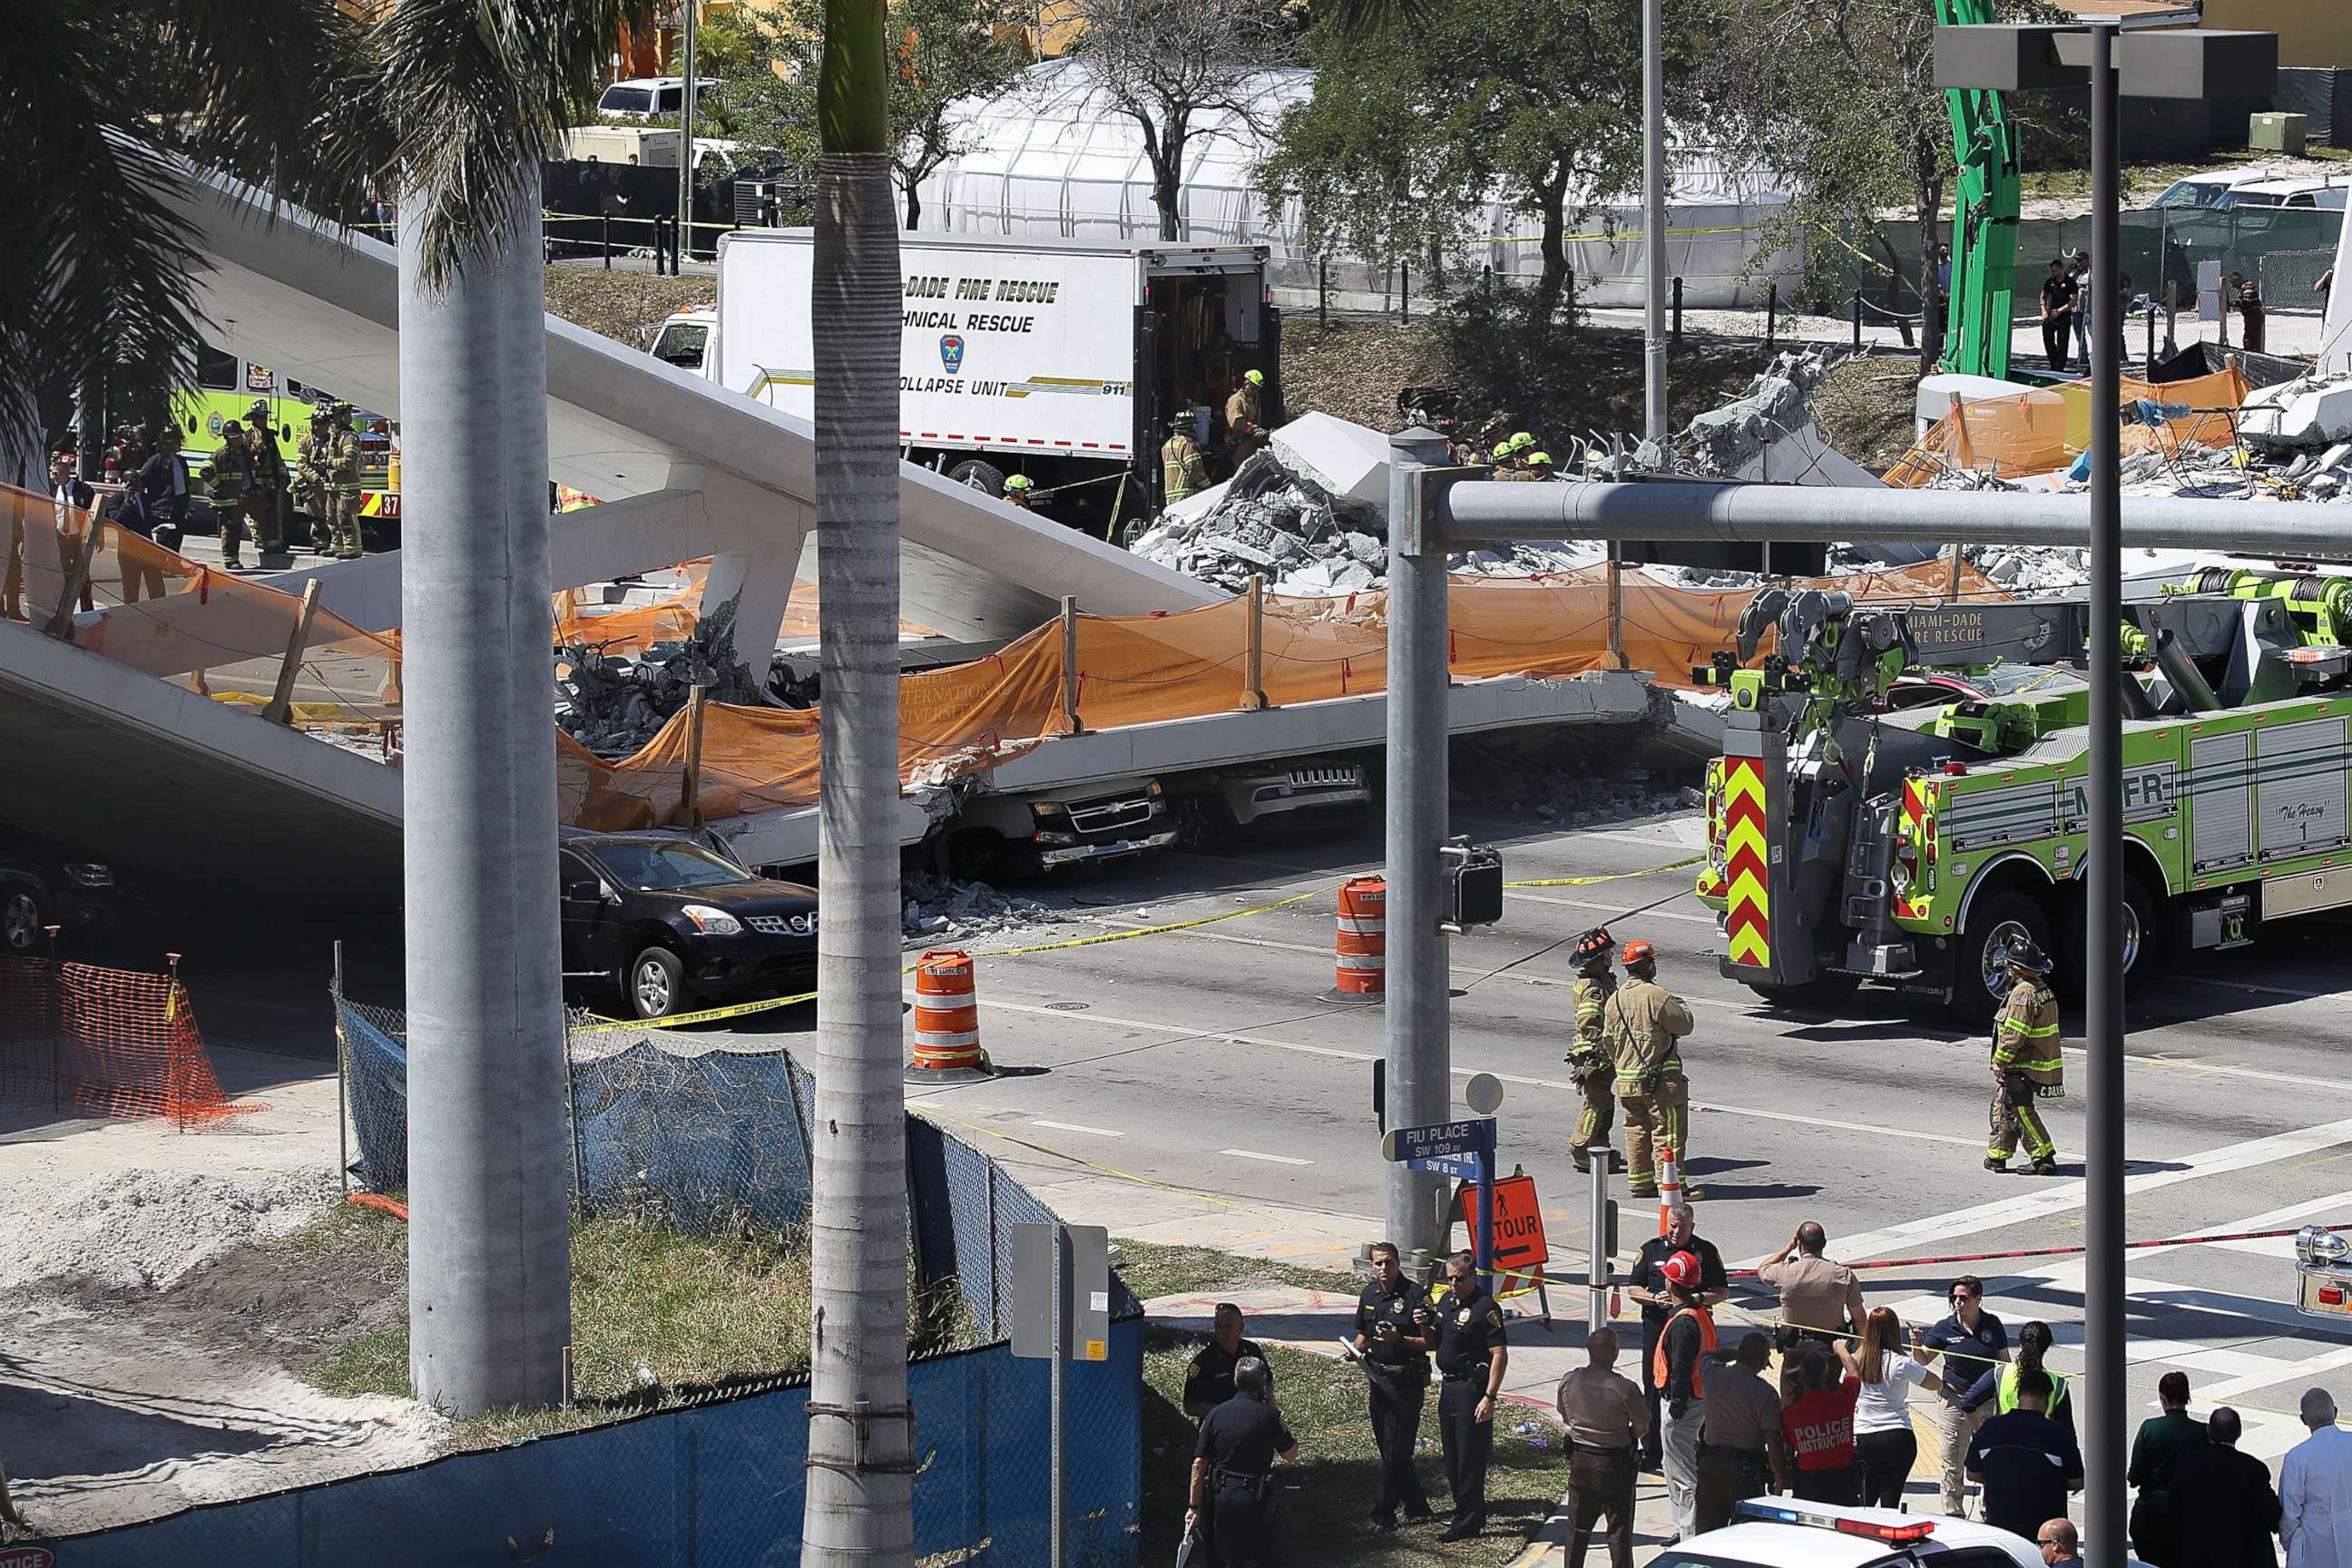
[1885,367,2249,487]
[552,560,940,657]
[0,956,260,1129]
[560,558,1996,828]
[3,483,402,729]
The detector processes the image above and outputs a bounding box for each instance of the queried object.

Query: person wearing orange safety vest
[1604,938,1696,1199]
[1653,1249,1718,1544]
[1986,937,2063,1176]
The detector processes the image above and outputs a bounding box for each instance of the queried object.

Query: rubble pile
[899,872,1077,944]
[558,592,765,758]
[1128,450,1387,594]
[1966,545,2088,592]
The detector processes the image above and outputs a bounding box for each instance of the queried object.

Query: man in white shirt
[2284,1387,2352,1568]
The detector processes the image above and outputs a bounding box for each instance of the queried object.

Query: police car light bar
[1734,1499,1937,1544]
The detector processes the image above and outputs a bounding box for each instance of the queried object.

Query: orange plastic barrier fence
[554,561,939,657]
[3,484,402,728]
[0,956,260,1129]
[1884,368,2249,487]
[559,558,1996,829]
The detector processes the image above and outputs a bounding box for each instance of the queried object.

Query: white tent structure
[913,58,1803,309]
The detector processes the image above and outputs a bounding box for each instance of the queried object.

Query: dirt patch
[56,1200,409,1372]
[1812,352,1925,477]
[1,1166,339,1295]
[1279,314,1787,449]
[543,268,712,349]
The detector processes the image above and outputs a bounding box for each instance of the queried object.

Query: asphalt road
[763,801,2352,1475]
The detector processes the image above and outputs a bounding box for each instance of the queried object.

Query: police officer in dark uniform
[1188,1357,1298,1567]
[1184,1303,1269,1418]
[1430,1248,1510,1541]
[1351,1240,1435,1530]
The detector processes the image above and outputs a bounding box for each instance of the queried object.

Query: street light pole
[2083,24,2127,1566]
[1385,428,1455,1261]
[1642,0,1668,447]
[678,1,700,261]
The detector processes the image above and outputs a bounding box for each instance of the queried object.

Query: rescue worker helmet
[1661,1250,1701,1288]
[220,419,242,436]
[1244,368,1264,386]
[1509,431,1535,451]
[1004,474,1034,492]
[2004,936,2052,975]
[1527,451,1553,468]
[1573,926,1616,969]
[1622,938,1658,968]
[1491,440,1514,460]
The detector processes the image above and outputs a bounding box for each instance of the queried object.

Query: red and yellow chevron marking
[1894,778,1928,919]
[1721,756,1771,968]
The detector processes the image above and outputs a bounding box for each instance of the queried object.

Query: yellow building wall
[2202,0,2352,70]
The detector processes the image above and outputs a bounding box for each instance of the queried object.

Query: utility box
[2252,112,2308,155]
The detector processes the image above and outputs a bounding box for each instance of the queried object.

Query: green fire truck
[1695,569,2352,1023]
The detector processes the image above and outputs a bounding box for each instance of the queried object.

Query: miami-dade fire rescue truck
[1694,568,2352,1023]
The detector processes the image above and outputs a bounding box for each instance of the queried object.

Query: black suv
[559,830,818,1020]
[0,830,119,956]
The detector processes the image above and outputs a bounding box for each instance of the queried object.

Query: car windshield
[601,85,654,114]
[1970,663,2085,698]
[592,842,748,891]
[2153,179,2232,210]
[653,323,708,368]
[2219,189,2285,209]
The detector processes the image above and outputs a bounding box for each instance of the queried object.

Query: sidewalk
[1148,1281,1967,1565]
[1150,1283,1682,1563]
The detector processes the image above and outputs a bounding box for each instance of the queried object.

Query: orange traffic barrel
[1322,877,1387,1004]
[911,950,984,1071]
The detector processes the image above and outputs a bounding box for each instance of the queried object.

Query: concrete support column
[397,163,571,1416]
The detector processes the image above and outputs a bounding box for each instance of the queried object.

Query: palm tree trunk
[397,159,572,1417]
[803,0,913,1545]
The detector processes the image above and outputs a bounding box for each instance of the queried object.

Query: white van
[596,76,719,122]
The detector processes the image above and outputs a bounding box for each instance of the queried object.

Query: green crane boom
[1937,0,2020,378]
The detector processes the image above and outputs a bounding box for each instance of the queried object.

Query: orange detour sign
[1456,1174,1549,1284]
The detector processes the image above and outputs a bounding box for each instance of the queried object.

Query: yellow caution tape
[573,986,818,1034]
[1504,853,1704,889]
[575,852,1701,1033]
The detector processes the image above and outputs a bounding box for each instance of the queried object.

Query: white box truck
[681,228,1281,526]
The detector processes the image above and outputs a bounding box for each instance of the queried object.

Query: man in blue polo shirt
[1918,1274,2009,1517]
[1966,1368,2082,1538]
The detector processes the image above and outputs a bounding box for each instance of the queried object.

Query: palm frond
[368,0,660,287]
[0,0,388,439]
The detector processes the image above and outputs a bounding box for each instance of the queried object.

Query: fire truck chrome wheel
[1980,919,2036,1002]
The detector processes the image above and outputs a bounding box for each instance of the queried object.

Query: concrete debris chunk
[557,590,765,758]
[2240,372,2352,456]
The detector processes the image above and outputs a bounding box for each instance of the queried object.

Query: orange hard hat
[1622,939,1657,966]
[1661,1250,1701,1288]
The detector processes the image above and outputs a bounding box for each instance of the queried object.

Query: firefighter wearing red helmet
[1603,937,1696,1199]
[1567,927,1622,1174]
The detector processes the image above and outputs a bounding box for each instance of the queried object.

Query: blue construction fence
[38,1001,1146,1563]
[46,1317,1145,1567]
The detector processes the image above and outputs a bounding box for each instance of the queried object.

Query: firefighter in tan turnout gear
[1567,926,1622,1174]
[1985,937,2063,1175]
[1604,939,1696,1199]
